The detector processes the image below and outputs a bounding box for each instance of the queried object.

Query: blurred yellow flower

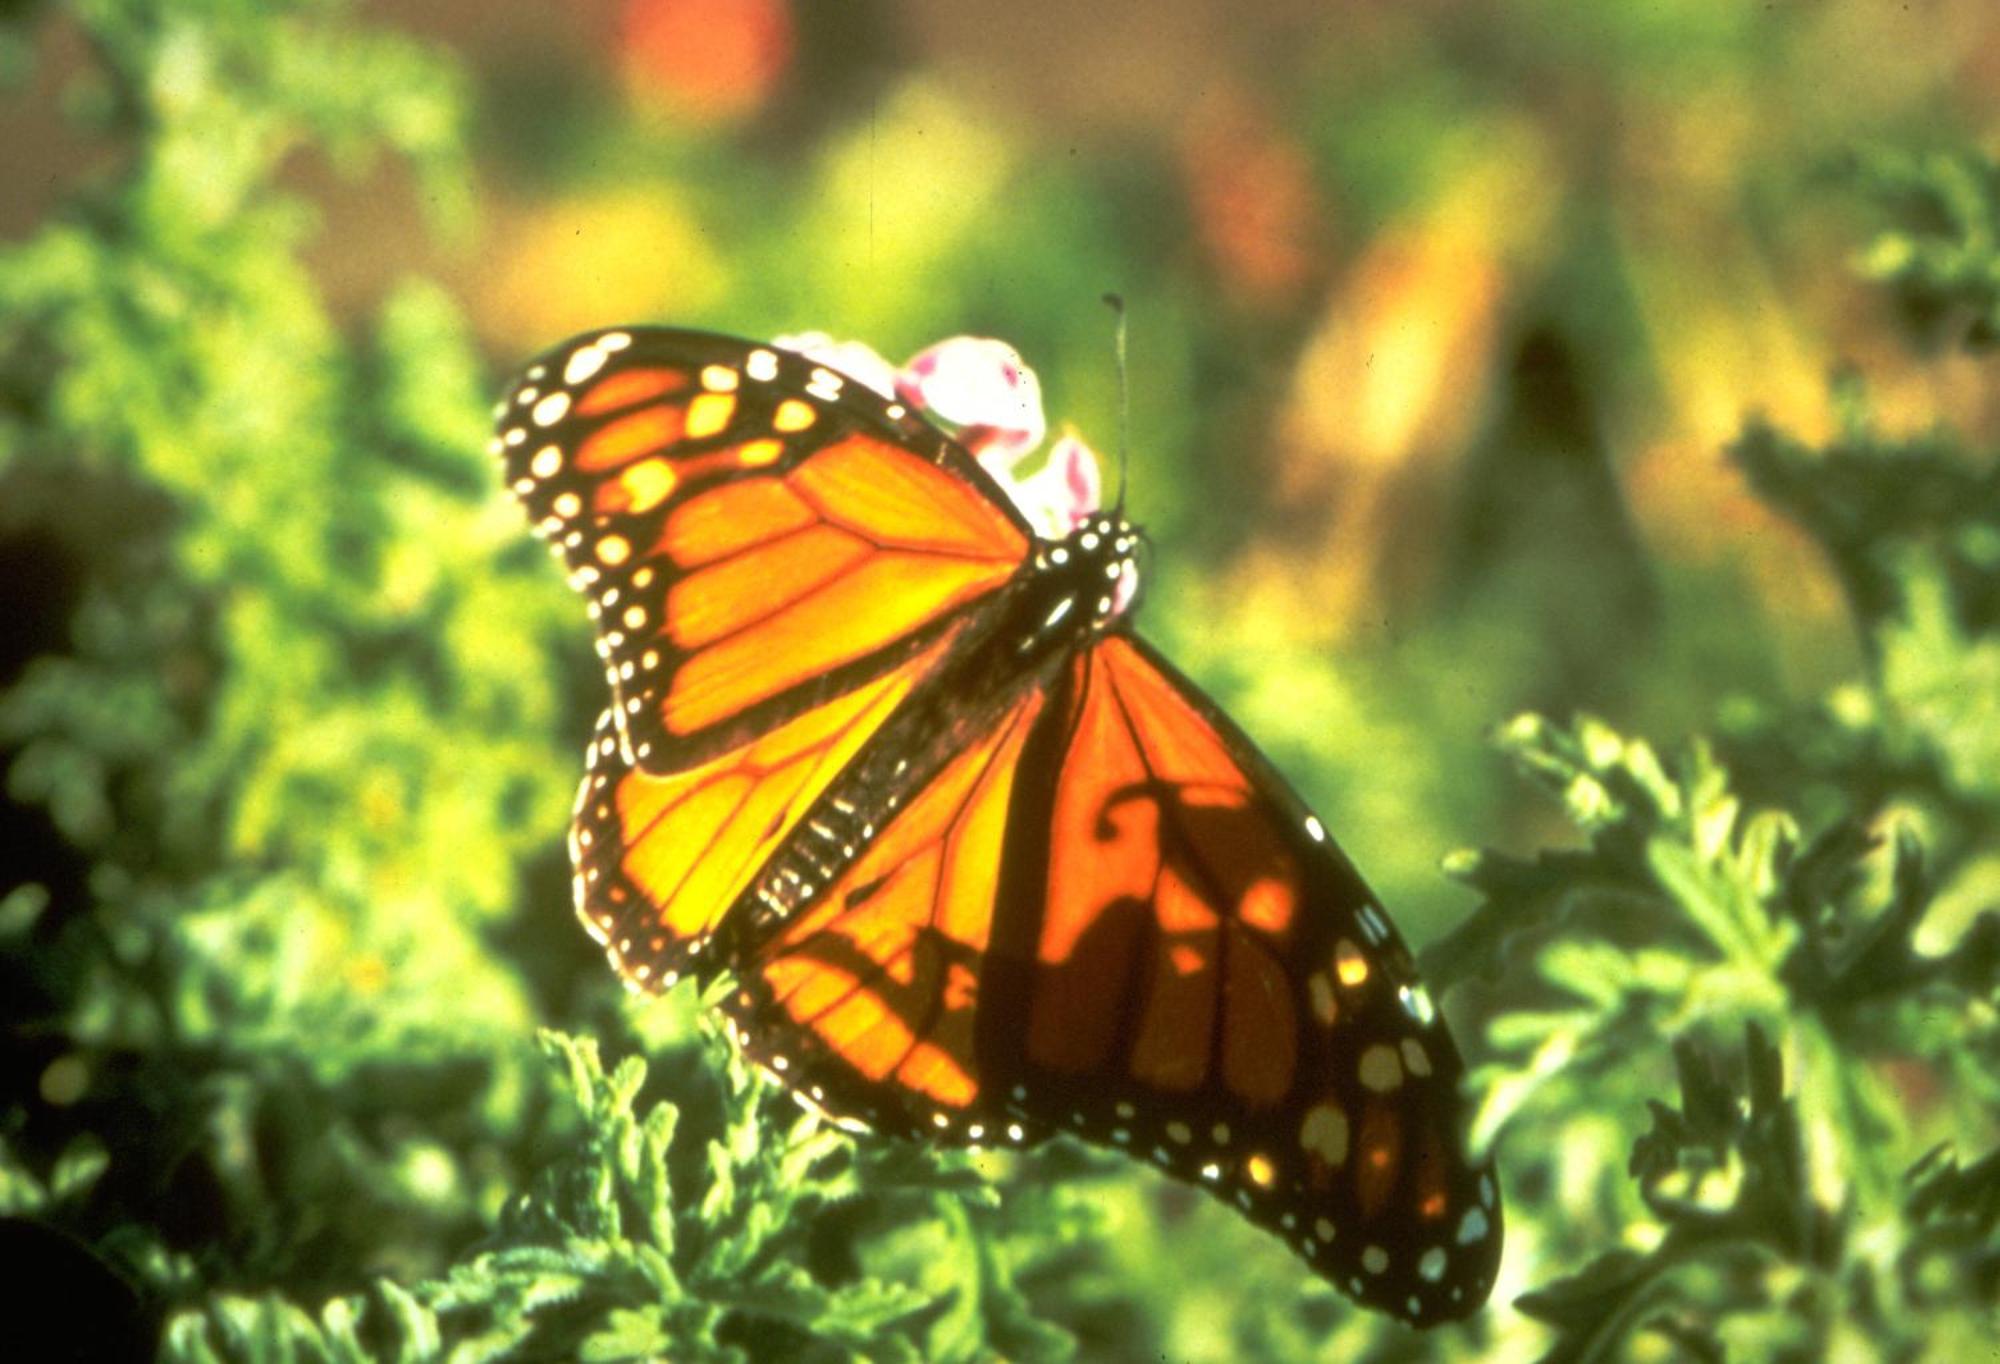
[480,188,727,349]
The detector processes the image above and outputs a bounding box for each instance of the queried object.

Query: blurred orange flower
[1178,96,1328,307]
[617,0,794,123]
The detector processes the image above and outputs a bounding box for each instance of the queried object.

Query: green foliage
[1735,388,2000,803]
[0,0,579,1340]
[1846,147,2000,350]
[162,1030,1079,1363]
[1425,411,2000,1355]
[1417,166,2000,1350]
[1514,1026,1828,1362]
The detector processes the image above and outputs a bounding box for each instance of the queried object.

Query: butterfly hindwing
[497,328,1032,774]
[721,685,1053,1145]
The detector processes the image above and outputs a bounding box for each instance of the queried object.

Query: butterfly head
[1021,513,1142,651]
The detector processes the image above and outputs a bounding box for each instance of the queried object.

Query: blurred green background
[3,1,1998,1360]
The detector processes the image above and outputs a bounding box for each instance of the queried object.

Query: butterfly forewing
[496,329,1031,774]
[501,329,1034,986]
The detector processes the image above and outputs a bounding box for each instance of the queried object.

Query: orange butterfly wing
[570,636,955,985]
[500,330,1031,982]
[721,631,1500,1324]
[498,328,1031,770]
[1005,636,1500,1323]
[726,687,1050,1138]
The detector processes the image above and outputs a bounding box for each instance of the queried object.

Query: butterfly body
[501,327,1500,1325]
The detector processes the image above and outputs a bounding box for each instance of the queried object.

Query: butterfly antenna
[1102,292,1130,514]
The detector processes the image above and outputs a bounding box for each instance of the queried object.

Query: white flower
[1001,434,1103,538]
[897,337,1046,470]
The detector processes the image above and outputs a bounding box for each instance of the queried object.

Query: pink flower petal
[898,337,1046,468]
[1002,434,1105,537]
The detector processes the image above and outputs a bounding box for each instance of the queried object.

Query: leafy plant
[1428,189,2000,1350]
[163,1029,1080,1363]
[1845,147,2000,349]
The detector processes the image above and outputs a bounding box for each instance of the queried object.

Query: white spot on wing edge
[1359,903,1391,943]
[564,344,609,385]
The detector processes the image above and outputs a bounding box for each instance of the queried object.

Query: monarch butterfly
[494,325,1501,1324]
